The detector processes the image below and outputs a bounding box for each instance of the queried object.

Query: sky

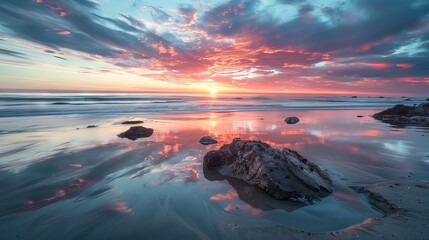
[0,0,429,95]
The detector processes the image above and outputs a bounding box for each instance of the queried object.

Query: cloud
[0,0,429,93]
[278,0,306,4]
[74,0,99,9]
[0,48,26,58]
[178,5,197,25]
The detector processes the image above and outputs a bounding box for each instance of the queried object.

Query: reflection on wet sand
[204,168,303,212]
[0,109,428,238]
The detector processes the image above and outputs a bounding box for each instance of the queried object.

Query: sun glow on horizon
[209,87,217,95]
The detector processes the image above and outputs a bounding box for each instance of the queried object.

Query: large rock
[118,126,153,140]
[373,103,429,125]
[203,139,334,204]
[199,136,218,145]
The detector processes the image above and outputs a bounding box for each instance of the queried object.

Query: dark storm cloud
[207,0,429,52]
[0,1,123,56]
[0,0,213,74]
[0,0,167,58]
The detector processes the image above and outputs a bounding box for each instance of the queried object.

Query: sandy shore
[1,109,428,239]
[234,181,429,240]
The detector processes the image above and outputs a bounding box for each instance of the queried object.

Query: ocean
[0,93,424,118]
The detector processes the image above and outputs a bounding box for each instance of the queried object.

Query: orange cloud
[56,30,71,35]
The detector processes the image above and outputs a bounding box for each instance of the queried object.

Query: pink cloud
[210,189,238,201]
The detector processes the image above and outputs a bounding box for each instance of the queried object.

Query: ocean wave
[0,94,425,118]
[0,96,185,103]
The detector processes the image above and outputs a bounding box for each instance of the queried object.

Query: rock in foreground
[373,103,429,125]
[203,139,334,203]
[199,136,218,145]
[285,117,300,124]
[118,126,153,140]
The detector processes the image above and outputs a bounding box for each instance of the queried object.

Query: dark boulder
[203,139,334,204]
[373,103,429,125]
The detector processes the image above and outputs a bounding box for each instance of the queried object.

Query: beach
[0,93,428,239]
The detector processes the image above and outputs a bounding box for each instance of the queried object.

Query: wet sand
[0,109,428,239]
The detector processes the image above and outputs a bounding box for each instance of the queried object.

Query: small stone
[118,126,154,140]
[285,117,300,124]
[199,136,218,145]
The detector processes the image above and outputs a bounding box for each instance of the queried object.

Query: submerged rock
[118,126,153,140]
[373,103,429,125]
[285,117,300,124]
[203,139,334,203]
[121,120,144,125]
[199,136,218,145]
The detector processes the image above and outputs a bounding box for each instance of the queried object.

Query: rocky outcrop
[203,139,334,204]
[373,103,429,125]
[199,136,218,145]
[121,120,144,125]
[285,117,300,124]
[118,126,153,140]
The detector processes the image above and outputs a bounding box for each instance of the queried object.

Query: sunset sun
[209,87,217,95]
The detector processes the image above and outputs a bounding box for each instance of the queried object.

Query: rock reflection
[111,202,132,214]
[204,168,303,212]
